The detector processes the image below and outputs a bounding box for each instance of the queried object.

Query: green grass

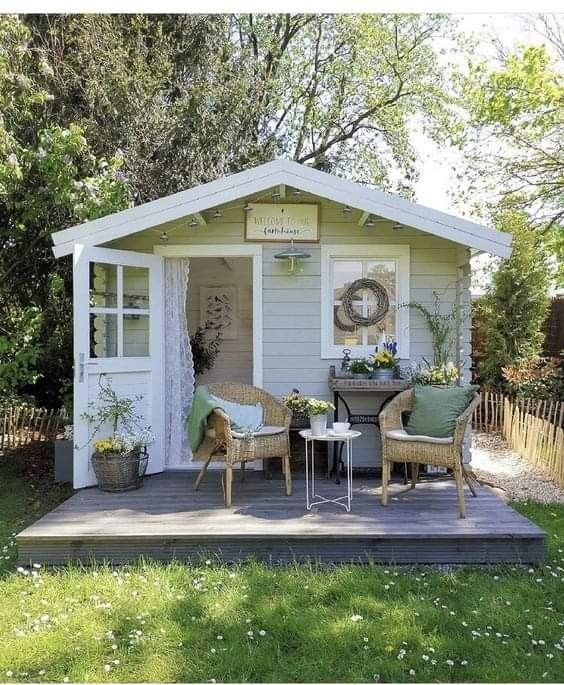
[0,457,563,683]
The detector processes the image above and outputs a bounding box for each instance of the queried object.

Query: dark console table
[328,371,411,483]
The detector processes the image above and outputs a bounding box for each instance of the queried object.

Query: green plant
[306,399,335,416]
[410,361,460,386]
[190,323,222,376]
[81,376,142,436]
[405,292,459,367]
[479,209,550,389]
[371,349,397,369]
[348,359,372,374]
[502,356,564,401]
[282,389,310,414]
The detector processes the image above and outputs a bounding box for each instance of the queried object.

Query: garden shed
[51,159,512,489]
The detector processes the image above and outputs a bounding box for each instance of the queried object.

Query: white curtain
[164,258,193,466]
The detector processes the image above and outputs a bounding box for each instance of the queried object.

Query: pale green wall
[108,192,472,466]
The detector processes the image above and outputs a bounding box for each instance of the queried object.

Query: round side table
[299,429,361,512]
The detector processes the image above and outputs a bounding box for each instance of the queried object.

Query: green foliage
[82,376,142,435]
[348,358,372,374]
[455,33,564,286]
[478,208,550,389]
[190,324,222,377]
[0,308,42,397]
[0,16,130,405]
[406,292,459,367]
[502,356,564,402]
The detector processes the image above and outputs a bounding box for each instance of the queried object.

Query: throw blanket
[187,385,220,453]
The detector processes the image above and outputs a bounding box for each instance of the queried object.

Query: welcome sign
[245,203,319,242]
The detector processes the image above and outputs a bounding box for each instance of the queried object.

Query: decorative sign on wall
[200,286,238,340]
[245,203,319,242]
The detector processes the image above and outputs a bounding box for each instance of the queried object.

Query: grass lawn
[0,454,563,683]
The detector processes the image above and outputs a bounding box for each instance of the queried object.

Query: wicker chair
[193,382,292,507]
[379,389,480,518]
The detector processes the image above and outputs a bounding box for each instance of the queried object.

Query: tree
[478,207,550,389]
[455,21,563,285]
[0,16,130,405]
[27,14,453,198]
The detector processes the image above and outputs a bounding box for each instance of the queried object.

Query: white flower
[259,629,266,636]
[33,563,41,569]
[40,61,54,77]
[216,635,223,640]
[422,655,429,661]
[6,672,13,677]
[461,660,468,666]
[351,614,363,622]
[7,153,18,167]
[409,669,416,676]
[446,659,454,666]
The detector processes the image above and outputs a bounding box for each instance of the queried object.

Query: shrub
[502,356,564,401]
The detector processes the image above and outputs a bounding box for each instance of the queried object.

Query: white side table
[299,429,361,512]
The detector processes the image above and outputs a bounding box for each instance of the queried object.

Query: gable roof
[51,159,512,258]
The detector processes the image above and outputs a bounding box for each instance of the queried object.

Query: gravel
[470,431,564,504]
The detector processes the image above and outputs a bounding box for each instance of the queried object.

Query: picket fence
[0,406,68,450]
[473,391,564,488]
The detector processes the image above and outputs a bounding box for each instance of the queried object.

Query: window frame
[320,244,410,359]
[89,262,151,359]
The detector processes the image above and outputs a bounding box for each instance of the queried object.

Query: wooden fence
[473,391,564,487]
[0,406,68,450]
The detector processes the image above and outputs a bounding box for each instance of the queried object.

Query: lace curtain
[164,258,193,466]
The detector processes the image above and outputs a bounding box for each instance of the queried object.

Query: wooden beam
[359,211,369,227]
[194,212,206,225]
[279,184,286,199]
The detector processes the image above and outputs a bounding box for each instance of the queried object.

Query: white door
[73,245,164,488]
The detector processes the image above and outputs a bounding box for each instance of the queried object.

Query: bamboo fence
[0,406,68,450]
[473,391,564,487]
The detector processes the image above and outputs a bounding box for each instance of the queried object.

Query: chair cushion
[231,425,286,439]
[386,429,453,445]
[210,394,263,432]
[405,385,478,438]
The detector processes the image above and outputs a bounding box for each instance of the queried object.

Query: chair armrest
[379,395,405,433]
[264,400,292,430]
[453,393,480,447]
[210,408,232,443]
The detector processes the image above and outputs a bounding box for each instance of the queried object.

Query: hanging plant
[190,322,222,376]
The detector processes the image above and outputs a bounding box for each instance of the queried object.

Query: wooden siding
[17,472,545,566]
[108,193,471,468]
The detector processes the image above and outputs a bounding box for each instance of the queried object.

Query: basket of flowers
[92,429,153,492]
[282,389,311,429]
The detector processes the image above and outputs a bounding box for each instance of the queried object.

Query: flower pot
[91,448,148,492]
[309,414,328,436]
[372,368,395,381]
[290,409,310,430]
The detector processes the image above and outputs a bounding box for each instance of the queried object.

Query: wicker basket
[91,448,148,492]
[290,409,310,429]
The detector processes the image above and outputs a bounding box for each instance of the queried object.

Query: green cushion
[405,385,478,438]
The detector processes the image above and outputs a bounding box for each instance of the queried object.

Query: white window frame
[321,244,410,359]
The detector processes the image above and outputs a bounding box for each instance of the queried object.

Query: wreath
[340,278,389,328]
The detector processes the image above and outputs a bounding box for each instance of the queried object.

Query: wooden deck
[17,472,545,565]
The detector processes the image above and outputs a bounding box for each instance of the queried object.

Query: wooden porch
[17,471,545,565]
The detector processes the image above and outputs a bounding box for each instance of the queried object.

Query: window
[321,245,410,359]
[89,262,150,358]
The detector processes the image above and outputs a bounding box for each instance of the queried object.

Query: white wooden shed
[51,159,511,489]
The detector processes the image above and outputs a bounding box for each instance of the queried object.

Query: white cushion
[385,429,453,445]
[231,425,285,439]
[210,394,263,432]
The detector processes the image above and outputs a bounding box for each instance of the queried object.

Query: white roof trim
[51,159,512,258]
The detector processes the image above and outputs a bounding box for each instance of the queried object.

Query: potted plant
[282,389,310,429]
[348,358,372,379]
[371,342,398,380]
[82,377,154,491]
[307,398,335,436]
[410,361,460,387]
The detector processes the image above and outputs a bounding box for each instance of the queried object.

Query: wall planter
[91,448,148,492]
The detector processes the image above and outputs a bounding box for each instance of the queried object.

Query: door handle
[78,354,98,382]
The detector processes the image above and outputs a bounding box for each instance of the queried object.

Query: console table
[328,371,411,483]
